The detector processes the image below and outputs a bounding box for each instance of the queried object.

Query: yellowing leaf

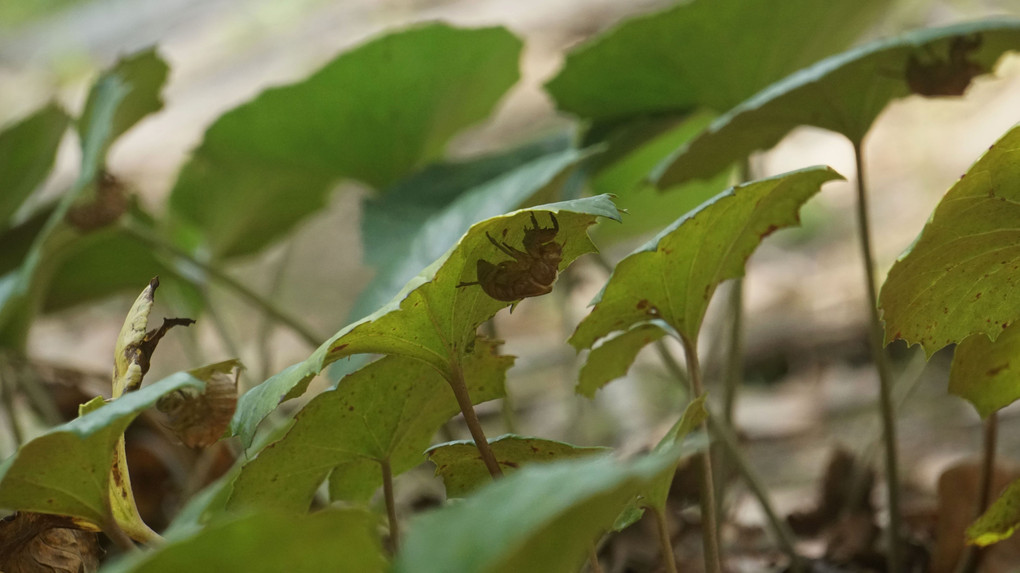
[571,168,841,351]
[967,477,1020,546]
[881,124,1020,355]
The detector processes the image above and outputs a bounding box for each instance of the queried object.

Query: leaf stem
[652,507,678,573]
[658,339,802,569]
[706,414,803,572]
[447,363,502,478]
[679,335,722,573]
[852,140,902,573]
[121,220,321,348]
[721,280,744,427]
[381,457,400,551]
[715,279,744,521]
[954,413,998,573]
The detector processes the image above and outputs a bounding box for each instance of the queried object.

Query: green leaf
[353,138,587,319]
[228,344,511,511]
[949,325,1020,419]
[652,20,1020,187]
[79,48,169,157]
[577,322,667,398]
[232,195,620,448]
[587,113,735,244]
[967,477,1020,546]
[393,450,683,573]
[571,168,841,350]
[168,24,523,258]
[426,435,609,497]
[102,509,386,573]
[0,66,130,349]
[879,124,1020,355]
[0,103,69,225]
[546,0,889,120]
[0,372,202,528]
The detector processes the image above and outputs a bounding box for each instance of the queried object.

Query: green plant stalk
[715,279,745,520]
[852,140,902,573]
[652,506,678,573]
[381,458,400,551]
[706,414,803,572]
[447,363,503,478]
[954,413,998,573]
[679,335,722,573]
[721,280,744,427]
[843,347,927,518]
[121,221,321,348]
[658,341,800,568]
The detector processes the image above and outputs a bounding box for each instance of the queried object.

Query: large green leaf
[546,0,888,121]
[78,48,169,158]
[587,113,734,244]
[0,103,69,225]
[232,196,621,448]
[0,72,128,348]
[967,477,1020,546]
[949,325,1020,419]
[653,20,1020,187]
[426,435,609,497]
[102,509,386,573]
[228,345,511,512]
[571,168,841,351]
[393,449,684,573]
[353,137,587,319]
[168,24,522,258]
[880,124,1020,355]
[0,48,169,349]
[0,373,201,528]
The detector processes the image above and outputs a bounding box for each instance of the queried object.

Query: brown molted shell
[156,367,238,448]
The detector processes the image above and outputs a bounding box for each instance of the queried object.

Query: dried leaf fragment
[0,512,101,573]
[157,360,240,448]
[113,277,194,396]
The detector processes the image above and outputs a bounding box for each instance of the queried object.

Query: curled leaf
[113,277,194,396]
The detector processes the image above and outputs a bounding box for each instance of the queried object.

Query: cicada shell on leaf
[156,365,239,448]
[905,34,985,97]
[457,212,563,303]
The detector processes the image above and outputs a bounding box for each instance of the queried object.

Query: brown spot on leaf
[986,363,1009,376]
[330,344,349,354]
[759,223,780,239]
[636,299,649,310]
